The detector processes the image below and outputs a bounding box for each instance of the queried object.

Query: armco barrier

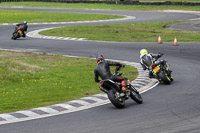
[1,0,200,6]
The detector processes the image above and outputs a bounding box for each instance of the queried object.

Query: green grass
[40,21,200,42]
[0,9,123,23]
[0,50,138,113]
[1,2,200,11]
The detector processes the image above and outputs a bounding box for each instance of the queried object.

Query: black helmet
[23,21,27,24]
[96,55,105,64]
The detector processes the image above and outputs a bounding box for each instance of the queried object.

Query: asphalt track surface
[0,7,200,133]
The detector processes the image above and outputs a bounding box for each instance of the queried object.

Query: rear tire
[129,85,143,104]
[158,72,171,85]
[107,89,125,109]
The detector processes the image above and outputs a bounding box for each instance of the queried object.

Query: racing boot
[167,70,173,81]
[149,71,155,78]
[22,32,26,38]
[170,76,174,82]
[122,86,130,93]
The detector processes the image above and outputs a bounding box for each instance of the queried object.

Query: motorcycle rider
[94,55,130,93]
[15,21,28,37]
[140,49,172,79]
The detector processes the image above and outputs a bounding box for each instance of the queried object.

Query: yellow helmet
[140,49,148,55]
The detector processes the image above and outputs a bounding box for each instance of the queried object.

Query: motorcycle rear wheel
[107,89,125,109]
[158,72,171,85]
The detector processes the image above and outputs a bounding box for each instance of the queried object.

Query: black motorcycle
[141,54,173,84]
[11,27,25,40]
[99,66,143,109]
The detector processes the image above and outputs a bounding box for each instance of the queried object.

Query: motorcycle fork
[129,85,139,94]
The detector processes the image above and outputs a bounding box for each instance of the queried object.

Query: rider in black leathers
[94,55,130,92]
[15,21,28,37]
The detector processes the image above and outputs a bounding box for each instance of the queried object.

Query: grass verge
[1,2,200,11]
[40,21,200,42]
[0,9,123,23]
[0,50,138,113]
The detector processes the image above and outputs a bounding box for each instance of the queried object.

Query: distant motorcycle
[141,53,173,84]
[11,27,25,40]
[99,66,143,109]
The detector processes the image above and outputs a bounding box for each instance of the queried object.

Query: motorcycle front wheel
[129,85,143,104]
[107,89,125,109]
[12,32,18,40]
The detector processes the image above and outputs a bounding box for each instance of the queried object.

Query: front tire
[12,32,18,40]
[129,85,143,104]
[107,89,125,109]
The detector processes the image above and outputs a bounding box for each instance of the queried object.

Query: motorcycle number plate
[153,66,160,73]
[18,30,22,34]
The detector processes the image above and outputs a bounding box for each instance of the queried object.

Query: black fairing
[141,54,152,67]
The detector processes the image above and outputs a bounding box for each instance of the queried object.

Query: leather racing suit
[94,60,127,83]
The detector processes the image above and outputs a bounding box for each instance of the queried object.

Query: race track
[0,7,200,133]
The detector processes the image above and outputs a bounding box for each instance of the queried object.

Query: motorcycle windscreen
[141,54,152,67]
